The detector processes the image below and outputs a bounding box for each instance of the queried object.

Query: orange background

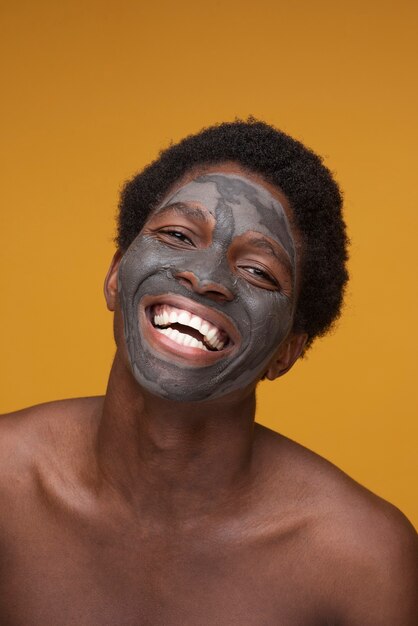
[1,0,417,526]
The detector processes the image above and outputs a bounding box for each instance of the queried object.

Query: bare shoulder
[0,397,103,443]
[0,397,103,491]
[256,424,418,624]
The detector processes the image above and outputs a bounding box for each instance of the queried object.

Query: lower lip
[140,307,234,366]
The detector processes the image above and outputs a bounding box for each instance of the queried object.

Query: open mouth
[149,304,230,352]
[138,294,240,363]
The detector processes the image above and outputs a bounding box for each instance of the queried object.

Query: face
[116,167,298,402]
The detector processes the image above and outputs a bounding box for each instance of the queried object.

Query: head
[105,119,349,402]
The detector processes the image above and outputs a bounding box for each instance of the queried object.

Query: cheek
[113,302,125,345]
[119,238,169,295]
[248,291,293,342]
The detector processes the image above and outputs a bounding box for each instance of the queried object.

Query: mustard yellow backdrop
[1,0,417,526]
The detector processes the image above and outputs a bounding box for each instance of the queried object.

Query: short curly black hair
[117,118,349,351]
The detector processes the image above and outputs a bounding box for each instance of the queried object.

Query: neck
[96,352,259,525]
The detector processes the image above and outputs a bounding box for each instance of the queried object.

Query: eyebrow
[154,202,211,223]
[247,237,294,276]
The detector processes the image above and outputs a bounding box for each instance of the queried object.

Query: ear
[264,332,308,381]
[104,250,122,311]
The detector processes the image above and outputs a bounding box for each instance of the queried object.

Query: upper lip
[140,293,242,348]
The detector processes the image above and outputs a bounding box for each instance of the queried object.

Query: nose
[174,271,234,303]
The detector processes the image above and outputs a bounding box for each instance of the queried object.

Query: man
[0,120,416,625]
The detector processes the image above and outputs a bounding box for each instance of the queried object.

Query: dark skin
[0,164,417,626]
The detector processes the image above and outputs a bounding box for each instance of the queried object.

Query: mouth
[139,294,240,364]
[151,302,229,350]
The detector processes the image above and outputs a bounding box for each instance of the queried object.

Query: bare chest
[0,510,330,626]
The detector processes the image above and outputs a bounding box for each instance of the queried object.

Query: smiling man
[117,170,299,401]
[0,120,417,625]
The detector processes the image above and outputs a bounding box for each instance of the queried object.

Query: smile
[139,294,241,364]
[151,304,228,351]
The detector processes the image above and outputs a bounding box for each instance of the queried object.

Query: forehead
[157,171,295,258]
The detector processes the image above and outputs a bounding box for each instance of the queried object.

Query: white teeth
[154,312,170,327]
[177,311,191,325]
[155,325,208,351]
[189,316,202,332]
[171,329,181,343]
[189,337,206,351]
[205,327,217,341]
[152,305,228,351]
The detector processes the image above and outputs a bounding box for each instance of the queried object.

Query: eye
[239,265,279,289]
[159,229,195,246]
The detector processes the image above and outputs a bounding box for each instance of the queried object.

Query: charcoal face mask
[118,173,297,402]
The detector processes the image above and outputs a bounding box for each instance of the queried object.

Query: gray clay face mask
[117,172,297,402]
